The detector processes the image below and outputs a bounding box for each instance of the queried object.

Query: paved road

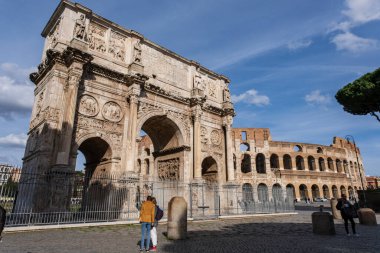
[1,211,379,253]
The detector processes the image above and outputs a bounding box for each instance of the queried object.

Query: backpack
[155,206,164,221]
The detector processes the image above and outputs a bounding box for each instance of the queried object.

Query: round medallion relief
[102,101,123,122]
[210,130,221,145]
[78,95,99,117]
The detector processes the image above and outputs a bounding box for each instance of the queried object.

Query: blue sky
[0,0,379,175]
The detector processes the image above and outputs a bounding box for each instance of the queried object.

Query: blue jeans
[140,222,151,249]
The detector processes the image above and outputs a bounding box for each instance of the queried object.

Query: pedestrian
[0,205,6,242]
[139,196,155,252]
[150,197,158,252]
[336,194,357,236]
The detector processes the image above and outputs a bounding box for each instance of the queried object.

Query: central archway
[202,156,218,183]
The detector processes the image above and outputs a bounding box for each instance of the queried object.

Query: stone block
[312,211,336,235]
[357,208,377,226]
[330,198,342,219]
[167,196,187,240]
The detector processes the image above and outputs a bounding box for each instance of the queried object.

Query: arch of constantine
[17,1,366,218]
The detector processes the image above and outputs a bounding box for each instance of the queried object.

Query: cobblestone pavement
[1,211,379,253]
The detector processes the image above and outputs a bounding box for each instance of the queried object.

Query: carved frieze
[30,107,60,130]
[200,126,208,143]
[102,101,123,122]
[210,130,221,146]
[223,87,231,102]
[108,31,125,61]
[47,17,61,48]
[88,23,106,53]
[77,115,122,133]
[157,158,180,181]
[78,95,99,117]
[208,81,216,98]
[73,14,87,41]
[133,41,142,63]
[137,102,162,119]
[144,83,190,104]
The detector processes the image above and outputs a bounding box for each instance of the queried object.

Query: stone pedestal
[330,198,342,219]
[358,208,377,226]
[312,211,336,235]
[167,196,187,240]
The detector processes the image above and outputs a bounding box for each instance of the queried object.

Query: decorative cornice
[62,47,93,67]
[144,82,191,105]
[152,145,191,158]
[203,104,224,116]
[30,49,63,84]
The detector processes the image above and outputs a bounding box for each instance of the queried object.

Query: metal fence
[0,171,294,227]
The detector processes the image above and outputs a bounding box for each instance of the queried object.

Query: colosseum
[137,128,366,203]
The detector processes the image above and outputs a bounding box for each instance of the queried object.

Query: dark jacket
[336,198,354,219]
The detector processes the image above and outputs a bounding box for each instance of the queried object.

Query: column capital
[192,106,203,122]
[223,115,233,127]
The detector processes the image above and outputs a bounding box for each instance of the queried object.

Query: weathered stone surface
[167,196,187,240]
[358,208,377,226]
[312,211,336,235]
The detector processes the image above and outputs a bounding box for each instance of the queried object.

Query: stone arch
[241,154,252,173]
[322,185,330,198]
[272,183,283,202]
[296,155,305,170]
[348,186,354,199]
[137,159,142,173]
[256,153,266,174]
[318,157,326,171]
[240,143,250,152]
[332,185,339,199]
[201,156,218,183]
[317,147,323,154]
[327,157,334,171]
[293,145,302,152]
[340,185,347,196]
[144,158,150,175]
[270,154,279,169]
[308,156,316,171]
[257,183,269,202]
[336,159,342,173]
[242,183,254,202]
[311,184,320,200]
[286,184,296,202]
[343,160,348,174]
[283,154,292,170]
[299,184,309,201]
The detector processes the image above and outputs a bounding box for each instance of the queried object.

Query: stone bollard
[357,208,377,226]
[312,205,336,235]
[167,196,187,240]
[330,198,342,219]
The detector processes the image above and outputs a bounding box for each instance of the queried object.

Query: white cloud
[0,63,34,119]
[343,0,380,24]
[305,90,331,106]
[331,32,378,52]
[231,89,270,106]
[0,133,27,148]
[287,39,312,50]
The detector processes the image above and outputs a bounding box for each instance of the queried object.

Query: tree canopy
[335,68,380,123]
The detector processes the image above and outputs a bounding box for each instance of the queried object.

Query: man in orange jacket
[139,196,155,252]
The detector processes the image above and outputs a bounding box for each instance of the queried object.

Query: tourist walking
[139,196,155,252]
[0,205,6,242]
[336,194,357,236]
[150,197,163,252]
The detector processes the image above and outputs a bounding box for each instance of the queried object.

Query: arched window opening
[318,157,325,171]
[311,185,320,200]
[283,154,292,170]
[201,156,218,183]
[145,148,150,156]
[327,158,334,171]
[241,154,252,173]
[322,185,330,199]
[286,184,296,202]
[240,143,250,152]
[296,156,305,170]
[233,154,237,170]
[257,183,268,202]
[144,159,150,175]
[293,145,302,152]
[340,185,347,196]
[137,159,142,173]
[308,156,316,171]
[348,186,354,200]
[242,183,253,202]
[343,160,348,174]
[256,153,266,174]
[241,131,247,141]
[272,184,283,202]
[317,147,323,154]
[336,159,342,173]
[332,185,338,199]
[299,184,309,201]
[270,154,279,169]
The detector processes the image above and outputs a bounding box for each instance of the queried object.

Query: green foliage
[335,68,380,122]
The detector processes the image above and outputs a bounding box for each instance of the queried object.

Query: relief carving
[102,101,123,122]
[36,90,44,116]
[30,107,60,130]
[78,95,99,117]
[47,18,61,48]
[158,158,180,181]
[194,75,206,90]
[109,31,125,61]
[210,130,221,145]
[77,116,122,133]
[133,41,142,63]
[208,82,216,98]
[73,14,87,41]
[88,23,106,53]
[223,87,231,102]
[200,126,208,143]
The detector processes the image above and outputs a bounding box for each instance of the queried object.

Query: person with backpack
[336,194,357,236]
[150,197,163,252]
[139,196,155,252]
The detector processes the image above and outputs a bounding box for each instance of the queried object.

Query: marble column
[224,116,235,182]
[126,84,140,173]
[192,106,202,179]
